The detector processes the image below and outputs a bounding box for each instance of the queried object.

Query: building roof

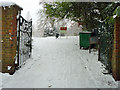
[0,1,23,10]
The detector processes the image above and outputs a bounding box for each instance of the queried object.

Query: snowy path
[1,36,118,88]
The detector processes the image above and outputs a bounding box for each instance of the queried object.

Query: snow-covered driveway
[1,36,118,88]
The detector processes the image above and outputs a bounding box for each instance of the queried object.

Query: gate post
[29,19,32,57]
[0,7,2,72]
[0,2,23,74]
[112,16,120,81]
[16,14,21,67]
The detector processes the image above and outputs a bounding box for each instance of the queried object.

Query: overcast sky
[0,0,43,24]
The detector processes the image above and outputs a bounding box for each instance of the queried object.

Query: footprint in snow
[107,81,113,86]
[85,66,87,69]
[48,85,52,88]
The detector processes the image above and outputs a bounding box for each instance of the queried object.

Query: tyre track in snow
[2,36,118,88]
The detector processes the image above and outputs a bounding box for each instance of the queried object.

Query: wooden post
[112,17,120,81]
[98,38,101,61]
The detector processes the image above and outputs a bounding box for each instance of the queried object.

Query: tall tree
[43,2,119,30]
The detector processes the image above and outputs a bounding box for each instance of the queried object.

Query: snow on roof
[0,1,23,9]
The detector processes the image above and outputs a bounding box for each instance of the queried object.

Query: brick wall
[0,5,22,73]
[112,17,120,81]
[0,7,2,72]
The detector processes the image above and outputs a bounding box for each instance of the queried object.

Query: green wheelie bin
[79,32,92,49]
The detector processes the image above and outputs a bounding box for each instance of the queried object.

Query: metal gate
[17,15,32,67]
[98,22,114,74]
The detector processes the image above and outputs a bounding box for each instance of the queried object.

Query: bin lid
[79,31,92,34]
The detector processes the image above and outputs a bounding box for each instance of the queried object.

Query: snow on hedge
[113,6,120,18]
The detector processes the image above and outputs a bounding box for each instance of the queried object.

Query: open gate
[16,14,32,67]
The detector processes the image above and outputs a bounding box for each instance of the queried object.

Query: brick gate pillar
[0,7,2,72]
[112,17,120,81]
[0,2,23,74]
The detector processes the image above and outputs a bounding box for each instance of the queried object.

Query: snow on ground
[1,36,118,88]
[0,73,2,90]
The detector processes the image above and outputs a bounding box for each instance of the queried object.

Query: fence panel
[98,22,114,74]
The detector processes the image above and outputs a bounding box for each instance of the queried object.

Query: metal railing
[17,15,32,67]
